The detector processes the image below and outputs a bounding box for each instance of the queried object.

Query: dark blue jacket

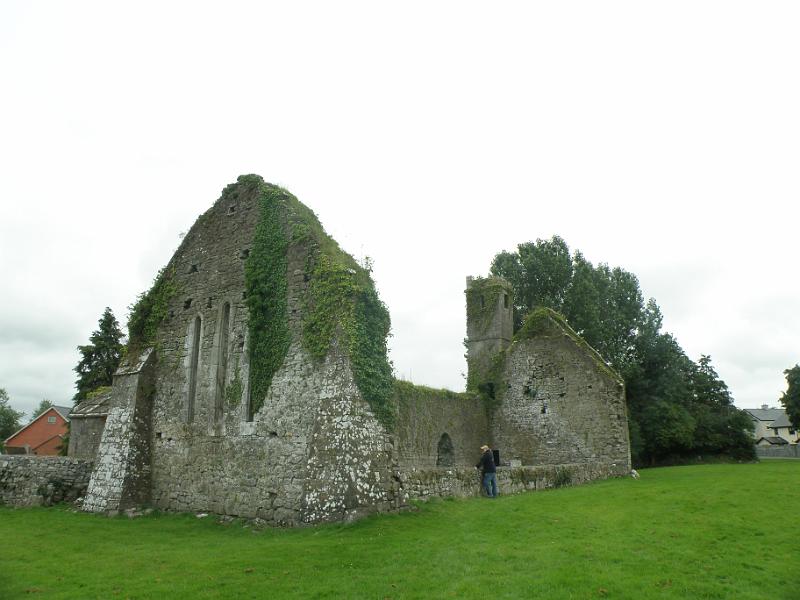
[476,450,496,474]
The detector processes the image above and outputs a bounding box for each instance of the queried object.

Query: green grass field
[1,461,798,599]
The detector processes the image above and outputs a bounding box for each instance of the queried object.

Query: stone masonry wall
[0,456,93,507]
[492,334,630,474]
[302,342,400,524]
[68,416,107,461]
[394,386,488,469]
[142,180,400,525]
[82,349,156,513]
[399,462,622,501]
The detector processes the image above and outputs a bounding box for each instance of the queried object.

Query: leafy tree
[74,307,124,403]
[30,399,54,421]
[490,236,752,466]
[492,236,572,328]
[0,388,25,451]
[492,238,643,369]
[639,400,696,462]
[780,364,800,430]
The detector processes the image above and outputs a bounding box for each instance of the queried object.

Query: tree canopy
[0,388,25,450]
[490,236,755,465]
[74,307,124,403]
[780,365,800,430]
[30,399,54,422]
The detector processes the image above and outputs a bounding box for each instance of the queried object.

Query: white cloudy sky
[1,1,798,417]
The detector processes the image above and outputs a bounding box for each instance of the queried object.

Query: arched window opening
[187,316,201,423]
[436,433,455,467]
[214,302,231,424]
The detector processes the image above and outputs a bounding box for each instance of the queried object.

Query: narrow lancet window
[214,302,231,424]
[437,433,455,467]
[187,316,201,422]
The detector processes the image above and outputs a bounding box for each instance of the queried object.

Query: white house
[744,406,797,445]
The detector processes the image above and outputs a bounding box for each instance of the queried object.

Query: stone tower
[465,276,513,390]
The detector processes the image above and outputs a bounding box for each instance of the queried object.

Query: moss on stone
[515,307,623,384]
[465,276,507,332]
[225,360,243,408]
[393,380,476,405]
[86,386,112,400]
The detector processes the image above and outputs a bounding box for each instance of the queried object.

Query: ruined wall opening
[187,316,202,423]
[436,433,455,467]
[214,302,231,425]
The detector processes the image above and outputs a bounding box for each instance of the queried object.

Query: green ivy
[127,265,179,353]
[225,362,244,408]
[234,174,395,427]
[350,285,395,427]
[302,238,395,429]
[465,277,507,331]
[393,379,475,404]
[244,177,291,417]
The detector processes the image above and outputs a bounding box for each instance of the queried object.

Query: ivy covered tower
[465,276,514,391]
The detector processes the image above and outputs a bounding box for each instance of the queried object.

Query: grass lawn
[1,461,798,599]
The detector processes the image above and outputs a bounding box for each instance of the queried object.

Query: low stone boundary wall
[757,445,799,459]
[0,455,94,507]
[400,462,625,501]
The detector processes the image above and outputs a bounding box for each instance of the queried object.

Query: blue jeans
[483,472,498,497]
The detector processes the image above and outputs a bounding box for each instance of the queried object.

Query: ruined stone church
[65,175,630,525]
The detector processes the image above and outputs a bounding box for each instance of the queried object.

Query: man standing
[476,444,498,497]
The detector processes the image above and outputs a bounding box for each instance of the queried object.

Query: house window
[47,416,56,424]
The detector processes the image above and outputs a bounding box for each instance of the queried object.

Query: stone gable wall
[492,334,630,474]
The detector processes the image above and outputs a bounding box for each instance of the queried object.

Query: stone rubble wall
[301,346,399,524]
[0,456,93,507]
[493,334,631,474]
[394,387,488,469]
[400,462,624,500]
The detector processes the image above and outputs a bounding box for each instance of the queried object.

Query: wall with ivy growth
[393,380,488,468]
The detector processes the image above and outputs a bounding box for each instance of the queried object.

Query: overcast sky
[2,1,798,417]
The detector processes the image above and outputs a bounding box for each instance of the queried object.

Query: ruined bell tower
[465,276,514,391]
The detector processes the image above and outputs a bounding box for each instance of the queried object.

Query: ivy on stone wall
[241,174,395,427]
[465,277,507,331]
[298,216,395,428]
[393,379,475,404]
[127,265,179,353]
[474,351,508,417]
[243,176,291,416]
[225,362,244,408]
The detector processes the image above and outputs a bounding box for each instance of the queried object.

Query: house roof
[756,436,790,445]
[52,405,72,420]
[71,390,113,417]
[4,406,70,445]
[744,408,785,422]
[768,413,794,429]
